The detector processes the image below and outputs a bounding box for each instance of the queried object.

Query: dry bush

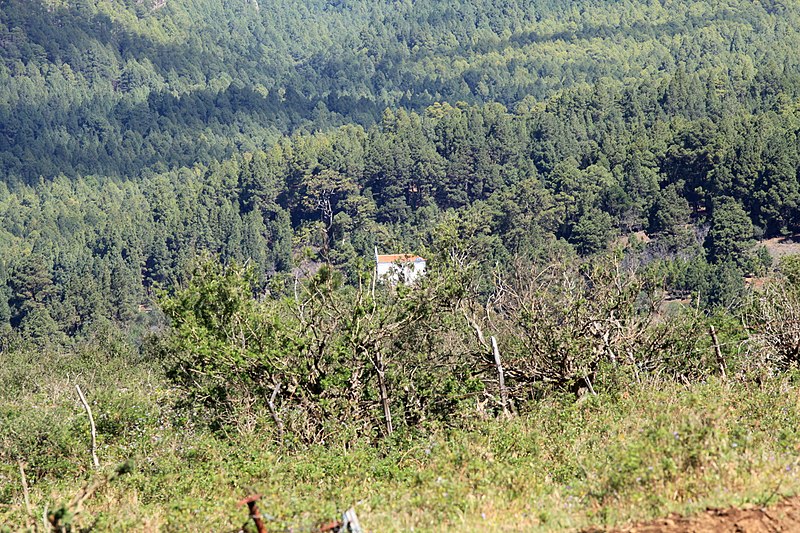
[746,281,800,373]
[462,255,706,404]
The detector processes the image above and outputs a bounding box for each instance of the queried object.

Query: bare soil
[587,496,800,532]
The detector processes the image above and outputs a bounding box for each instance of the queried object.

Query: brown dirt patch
[585,496,800,532]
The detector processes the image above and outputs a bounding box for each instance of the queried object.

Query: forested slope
[3,0,800,179]
[2,85,799,339]
[2,0,800,358]
[8,3,800,529]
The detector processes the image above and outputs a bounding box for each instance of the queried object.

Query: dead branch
[268,382,285,442]
[709,325,727,381]
[491,336,510,418]
[75,384,100,470]
[18,460,37,533]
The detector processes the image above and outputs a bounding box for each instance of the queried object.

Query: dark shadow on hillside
[0,0,388,179]
[0,80,381,181]
[0,0,224,79]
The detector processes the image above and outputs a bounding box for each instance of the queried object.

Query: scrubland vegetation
[3,253,800,531]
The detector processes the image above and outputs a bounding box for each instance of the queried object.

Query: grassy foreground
[2,344,800,532]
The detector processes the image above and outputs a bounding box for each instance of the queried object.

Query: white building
[375,248,426,285]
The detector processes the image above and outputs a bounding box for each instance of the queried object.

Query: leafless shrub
[462,254,705,402]
[746,281,800,372]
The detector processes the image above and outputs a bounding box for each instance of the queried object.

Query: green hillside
[3,0,800,179]
[5,1,800,530]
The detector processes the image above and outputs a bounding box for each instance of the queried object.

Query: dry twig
[75,384,100,469]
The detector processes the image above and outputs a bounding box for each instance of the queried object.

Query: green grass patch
[3,346,800,531]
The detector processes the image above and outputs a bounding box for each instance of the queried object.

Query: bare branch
[75,384,100,470]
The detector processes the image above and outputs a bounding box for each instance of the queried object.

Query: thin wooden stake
[75,384,100,469]
[490,336,510,418]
